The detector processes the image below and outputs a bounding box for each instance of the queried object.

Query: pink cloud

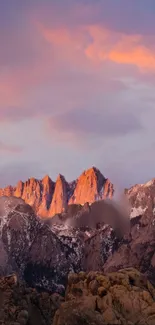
[84,26,155,71]
[40,23,155,72]
[1,14,155,126]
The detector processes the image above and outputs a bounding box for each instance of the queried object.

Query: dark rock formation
[104,179,155,285]
[0,273,64,325]
[0,197,84,293]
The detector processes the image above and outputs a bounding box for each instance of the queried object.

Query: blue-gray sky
[1,0,155,188]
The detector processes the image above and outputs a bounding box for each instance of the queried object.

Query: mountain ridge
[0,167,114,218]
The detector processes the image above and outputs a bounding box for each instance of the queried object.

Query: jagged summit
[0,167,114,218]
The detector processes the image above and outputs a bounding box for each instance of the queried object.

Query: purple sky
[1,0,155,188]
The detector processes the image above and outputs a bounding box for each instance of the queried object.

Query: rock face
[0,273,64,325]
[104,178,155,285]
[0,195,129,294]
[45,176,155,286]
[0,197,84,294]
[82,226,120,272]
[0,167,114,218]
[54,268,155,325]
[125,178,155,220]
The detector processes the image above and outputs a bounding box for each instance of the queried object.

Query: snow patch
[99,185,105,197]
[85,231,91,237]
[130,206,147,219]
[144,179,155,187]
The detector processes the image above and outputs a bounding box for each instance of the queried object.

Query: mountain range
[0,167,114,217]
[1,167,155,324]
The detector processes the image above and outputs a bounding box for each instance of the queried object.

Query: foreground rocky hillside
[0,273,63,325]
[0,167,114,218]
[54,268,155,325]
[1,268,155,325]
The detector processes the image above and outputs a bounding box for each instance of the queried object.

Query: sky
[1,0,155,189]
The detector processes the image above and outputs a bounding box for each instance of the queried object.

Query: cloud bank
[0,0,155,187]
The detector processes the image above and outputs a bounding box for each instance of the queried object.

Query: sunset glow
[1,0,155,187]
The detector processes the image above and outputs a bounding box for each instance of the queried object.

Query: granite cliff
[0,167,114,218]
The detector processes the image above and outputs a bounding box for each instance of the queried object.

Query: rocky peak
[14,180,24,198]
[69,167,110,205]
[48,174,68,216]
[38,175,55,216]
[42,174,52,185]
[125,177,155,219]
[0,185,14,197]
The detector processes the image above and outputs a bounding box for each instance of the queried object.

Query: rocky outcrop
[54,268,155,325]
[2,268,155,325]
[48,174,69,216]
[82,226,119,272]
[125,178,155,220]
[0,197,84,293]
[0,167,114,218]
[104,216,155,285]
[103,179,155,285]
[0,195,130,293]
[68,168,113,205]
[0,273,64,325]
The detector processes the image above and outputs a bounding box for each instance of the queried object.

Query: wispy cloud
[0,141,22,153]
[47,106,143,150]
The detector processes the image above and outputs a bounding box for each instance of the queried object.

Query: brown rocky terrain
[54,267,155,325]
[0,273,64,325]
[1,268,155,325]
[0,167,114,218]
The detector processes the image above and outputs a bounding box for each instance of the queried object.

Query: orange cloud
[109,46,155,71]
[85,26,155,71]
[39,22,155,71]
